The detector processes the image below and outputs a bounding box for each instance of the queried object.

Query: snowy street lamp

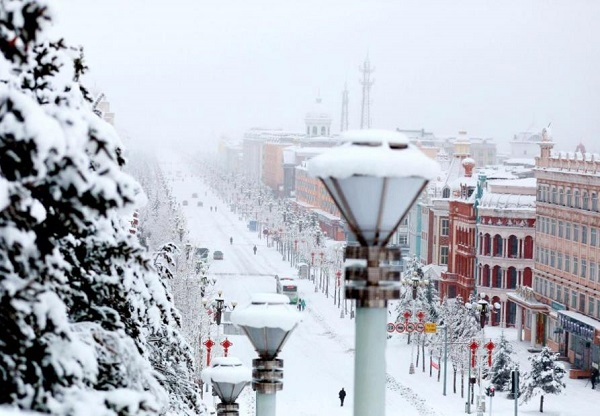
[307,130,439,416]
[465,293,500,416]
[203,291,237,326]
[231,293,302,416]
[201,356,251,416]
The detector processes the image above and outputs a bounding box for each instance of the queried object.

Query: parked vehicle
[192,192,198,198]
[213,250,224,260]
[182,200,188,206]
[276,276,298,304]
[195,247,209,260]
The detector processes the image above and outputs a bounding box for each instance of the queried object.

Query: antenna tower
[341,82,349,132]
[359,56,374,129]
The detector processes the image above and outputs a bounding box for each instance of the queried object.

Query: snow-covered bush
[520,347,566,412]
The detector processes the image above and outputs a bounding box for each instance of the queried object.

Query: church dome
[305,98,331,121]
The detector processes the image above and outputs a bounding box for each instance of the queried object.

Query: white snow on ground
[161,151,597,416]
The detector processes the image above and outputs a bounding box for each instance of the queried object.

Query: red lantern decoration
[220,338,233,357]
[469,341,479,368]
[485,340,495,367]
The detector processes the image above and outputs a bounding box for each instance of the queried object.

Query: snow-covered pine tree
[520,346,566,413]
[488,332,515,392]
[1,2,201,414]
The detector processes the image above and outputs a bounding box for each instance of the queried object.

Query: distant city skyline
[55,0,600,154]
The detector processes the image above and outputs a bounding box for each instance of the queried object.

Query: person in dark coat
[338,388,346,406]
[253,245,257,255]
[230,236,233,245]
[591,367,599,389]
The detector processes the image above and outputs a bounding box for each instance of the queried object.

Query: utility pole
[340,82,349,132]
[359,55,374,129]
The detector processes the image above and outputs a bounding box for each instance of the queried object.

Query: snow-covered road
[159,152,595,416]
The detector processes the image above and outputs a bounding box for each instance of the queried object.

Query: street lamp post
[201,356,251,416]
[203,290,237,327]
[231,293,302,416]
[402,271,429,375]
[307,129,439,416]
[467,293,500,416]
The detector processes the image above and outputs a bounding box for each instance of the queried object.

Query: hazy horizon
[55,0,600,154]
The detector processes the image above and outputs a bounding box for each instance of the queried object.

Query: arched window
[508,235,519,257]
[566,188,572,207]
[306,126,310,135]
[574,189,580,208]
[494,234,503,256]
[442,187,450,198]
[551,187,557,204]
[582,191,589,210]
[592,193,598,212]
[312,126,317,136]
[484,234,491,256]
[507,267,517,289]
[321,126,326,136]
[493,266,502,288]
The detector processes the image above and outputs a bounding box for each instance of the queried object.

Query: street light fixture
[201,356,251,416]
[402,269,429,374]
[307,129,439,416]
[465,293,501,416]
[203,291,237,326]
[231,293,302,416]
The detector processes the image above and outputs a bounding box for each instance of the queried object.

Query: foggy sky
[54,0,600,153]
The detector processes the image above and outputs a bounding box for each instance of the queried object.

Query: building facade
[527,131,600,375]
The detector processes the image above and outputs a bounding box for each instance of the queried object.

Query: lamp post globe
[307,129,440,416]
[201,357,251,416]
[231,293,302,416]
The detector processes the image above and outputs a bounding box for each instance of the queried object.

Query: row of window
[535,277,600,319]
[538,184,599,211]
[536,246,600,282]
[537,216,600,246]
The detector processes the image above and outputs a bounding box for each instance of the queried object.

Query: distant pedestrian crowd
[297,298,306,311]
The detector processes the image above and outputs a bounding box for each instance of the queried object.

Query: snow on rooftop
[479,192,536,209]
[307,130,440,180]
[488,177,537,188]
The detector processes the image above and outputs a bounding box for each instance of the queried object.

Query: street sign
[416,310,426,322]
[395,323,406,333]
[387,322,395,333]
[424,322,437,333]
[406,323,415,333]
[416,322,425,333]
[403,310,412,320]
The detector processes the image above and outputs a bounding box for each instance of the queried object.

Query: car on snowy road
[213,250,224,260]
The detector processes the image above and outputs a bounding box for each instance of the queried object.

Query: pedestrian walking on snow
[253,245,257,255]
[591,367,599,389]
[230,236,233,245]
[338,388,346,406]
[300,298,306,311]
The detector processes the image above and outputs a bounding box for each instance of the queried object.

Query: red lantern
[485,340,495,367]
[220,338,233,357]
[469,341,479,368]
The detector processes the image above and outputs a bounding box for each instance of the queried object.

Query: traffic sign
[424,322,437,333]
[395,323,406,333]
[406,323,415,333]
[416,310,426,321]
[416,322,425,333]
[387,322,395,333]
[403,310,412,320]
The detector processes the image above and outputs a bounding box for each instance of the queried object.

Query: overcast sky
[54,0,600,153]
